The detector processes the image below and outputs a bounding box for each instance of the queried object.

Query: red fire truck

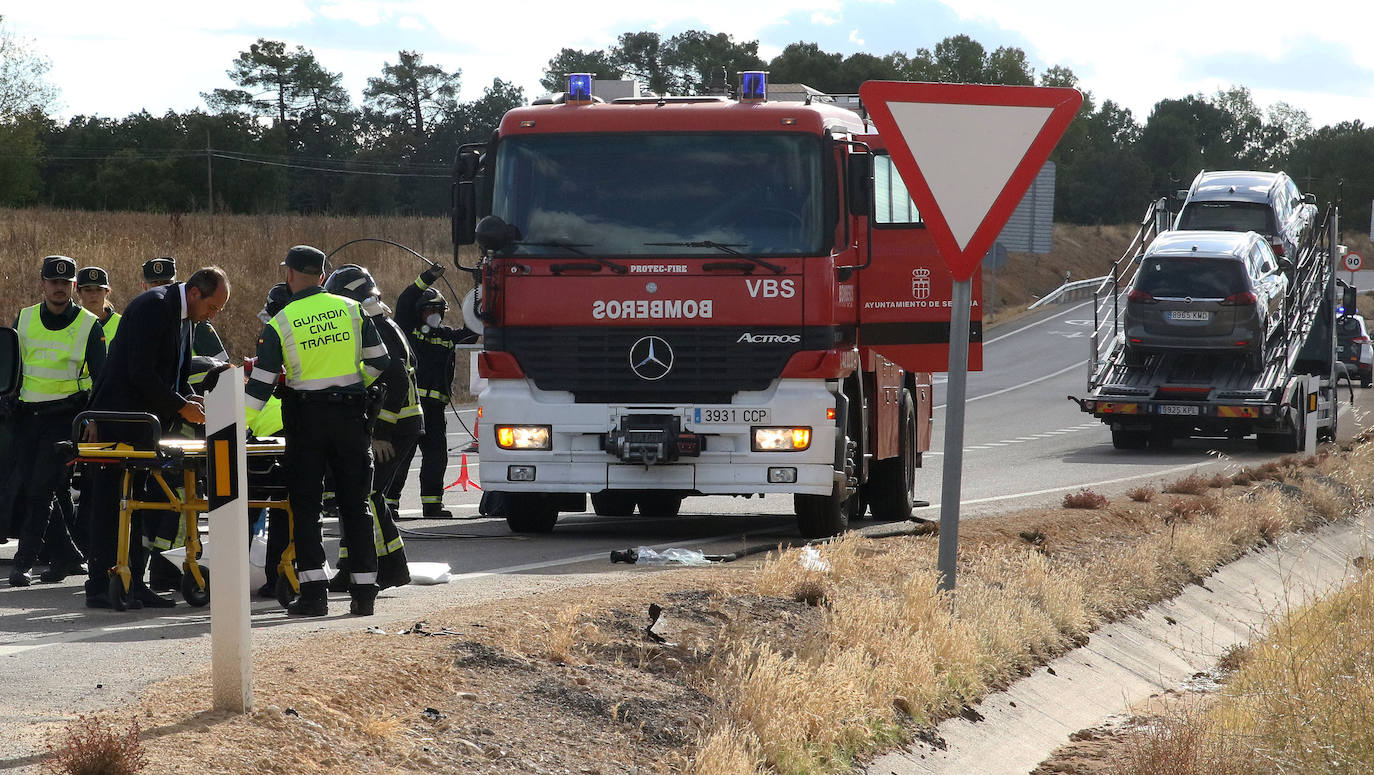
[452,73,981,537]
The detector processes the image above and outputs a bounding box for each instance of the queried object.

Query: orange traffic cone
[445,453,482,492]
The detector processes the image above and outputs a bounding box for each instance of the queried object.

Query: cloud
[848,28,864,45]
[812,12,840,25]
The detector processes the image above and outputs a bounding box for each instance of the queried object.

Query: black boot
[327,558,350,593]
[422,502,453,519]
[40,559,88,583]
[377,550,411,590]
[287,581,328,617]
[8,566,33,587]
[349,583,378,616]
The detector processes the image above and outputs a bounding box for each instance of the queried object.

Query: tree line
[2,17,1374,227]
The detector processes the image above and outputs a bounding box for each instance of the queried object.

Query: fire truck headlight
[752,427,812,451]
[496,425,551,450]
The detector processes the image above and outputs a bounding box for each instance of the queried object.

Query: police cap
[282,245,326,275]
[42,255,78,281]
[143,257,177,283]
[77,266,111,289]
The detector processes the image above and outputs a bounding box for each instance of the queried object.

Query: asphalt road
[2,297,1369,767]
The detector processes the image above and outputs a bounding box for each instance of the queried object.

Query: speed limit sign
[1346,251,1364,272]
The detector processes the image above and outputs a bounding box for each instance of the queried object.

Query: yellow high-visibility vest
[17,303,98,403]
[268,293,365,391]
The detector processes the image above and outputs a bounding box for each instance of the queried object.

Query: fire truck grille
[487,326,832,403]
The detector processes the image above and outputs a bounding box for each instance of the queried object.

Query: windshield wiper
[515,241,628,274]
[643,241,785,274]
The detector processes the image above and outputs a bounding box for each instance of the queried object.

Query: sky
[5,0,1374,130]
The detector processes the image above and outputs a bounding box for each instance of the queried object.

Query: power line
[210,152,449,178]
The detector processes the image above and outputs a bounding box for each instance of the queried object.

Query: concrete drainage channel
[866,514,1374,775]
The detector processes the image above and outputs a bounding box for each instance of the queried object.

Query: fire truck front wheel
[505,495,560,533]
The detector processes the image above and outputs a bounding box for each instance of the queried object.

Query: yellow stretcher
[59,411,299,611]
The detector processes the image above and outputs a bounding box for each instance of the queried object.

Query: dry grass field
[70,438,1368,775]
[0,208,478,387]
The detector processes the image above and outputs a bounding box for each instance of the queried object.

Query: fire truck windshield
[493,133,825,258]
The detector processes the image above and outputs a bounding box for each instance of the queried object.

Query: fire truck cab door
[855,134,982,373]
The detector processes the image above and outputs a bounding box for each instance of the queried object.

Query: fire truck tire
[636,492,683,518]
[868,389,916,521]
[505,495,559,533]
[591,491,637,517]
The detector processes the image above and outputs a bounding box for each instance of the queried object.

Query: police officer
[247,246,391,617]
[77,267,120,340]
[325,265,417,591]
[7,256,106,586]
[388,264,479,519]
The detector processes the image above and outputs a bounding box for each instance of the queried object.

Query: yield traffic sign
[857,82,1082,281]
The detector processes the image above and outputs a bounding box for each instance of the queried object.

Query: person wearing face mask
[386,264,479,519]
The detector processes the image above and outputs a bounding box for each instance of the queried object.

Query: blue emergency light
[740,71,767,102]
[1338,305,1347,316]
[568,73,593,104]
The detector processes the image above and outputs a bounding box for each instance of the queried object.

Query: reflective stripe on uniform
[350,571,378,585]
[421,495,443,504]
[298,568,330,583]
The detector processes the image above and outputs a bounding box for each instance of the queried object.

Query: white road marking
[922,459,1223,511]
[935,360,1087,411]
[983,300,1093,345]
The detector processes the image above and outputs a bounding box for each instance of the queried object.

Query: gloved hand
[372,438,396,463]
[421,263,446,284]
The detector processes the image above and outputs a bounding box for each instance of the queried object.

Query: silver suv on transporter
[1125,230,1289,371]
[1174,170,1317,262]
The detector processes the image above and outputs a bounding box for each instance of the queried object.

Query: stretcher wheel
[274,574,296,609]
[108,575,129,612]
[181,564,210,607]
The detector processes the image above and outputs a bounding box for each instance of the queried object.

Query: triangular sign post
[858,82,1082,281]
[858,81,1082,595]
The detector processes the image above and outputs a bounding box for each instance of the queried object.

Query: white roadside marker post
[206,366,252,712]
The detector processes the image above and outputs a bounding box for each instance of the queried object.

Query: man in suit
[82,266,230,610]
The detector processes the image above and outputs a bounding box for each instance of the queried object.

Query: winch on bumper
[478,378,838,496]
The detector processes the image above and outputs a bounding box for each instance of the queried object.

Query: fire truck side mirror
[0,327,18,399]
[453,180,476,246]
[847,153,873,218]
[452,150,482,246]
[475,215,519,255]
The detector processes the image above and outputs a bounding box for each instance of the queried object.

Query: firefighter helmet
[324,264,381,304]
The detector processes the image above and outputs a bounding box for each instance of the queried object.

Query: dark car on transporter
[1173,170,1317,263]
[1124,230,1289,371]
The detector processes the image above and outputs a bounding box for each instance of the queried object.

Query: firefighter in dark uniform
[7,256,106,587]
[246,246,391,617]
[387,264,479,518]
[324,264,417,590]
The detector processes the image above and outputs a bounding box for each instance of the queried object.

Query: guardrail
[1027,276,1108,310]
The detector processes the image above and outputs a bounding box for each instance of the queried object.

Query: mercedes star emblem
[629,336,674,381]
